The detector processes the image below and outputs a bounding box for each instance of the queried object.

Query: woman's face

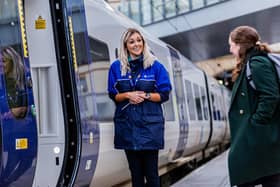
[229,37,240,58]
[126,32,144,59]
[3,56,13,74]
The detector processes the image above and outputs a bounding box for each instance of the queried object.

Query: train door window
[185,80,196,120]
[163,96,175,121]
[193,84,203,120]
[88,37,114,121]
[166,46,182,122]
[0,0,28,119]
[200,86,209,120]
[78,76,88,114]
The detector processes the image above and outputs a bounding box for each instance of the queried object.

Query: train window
[163,92,175,121]
[211,92,222,121]
[0,1,28,119]
[216,95,223,121]
[193,84,203,120]
[214,93,220,120]
[185,80,196,120]
[167,46,181,122]
[220,96,226,121]
[88,37,114,121]
[200,86,209,120]
[211,92,217,120]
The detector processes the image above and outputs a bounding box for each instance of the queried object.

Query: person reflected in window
[227,26,280,187]
[107,28,172,187]
[1,46,27,118]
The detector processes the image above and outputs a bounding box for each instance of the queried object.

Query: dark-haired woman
[228,26,280,187]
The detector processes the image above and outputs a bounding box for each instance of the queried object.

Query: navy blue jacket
[108,59,172,150]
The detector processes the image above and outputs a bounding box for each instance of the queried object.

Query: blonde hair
[1,47,25,90]
[119,28,156,76]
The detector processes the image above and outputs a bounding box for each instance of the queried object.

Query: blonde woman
[108,28,171,187]
[1,46,27,118]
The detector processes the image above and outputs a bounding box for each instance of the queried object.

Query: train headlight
[54,146,60,154]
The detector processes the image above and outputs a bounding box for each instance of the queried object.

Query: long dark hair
[229,26,271,81]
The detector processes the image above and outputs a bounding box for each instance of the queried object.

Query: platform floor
[171,150,231,187]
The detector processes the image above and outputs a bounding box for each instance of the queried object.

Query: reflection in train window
[89,38,110,63]
[1,47,27,118]
[185,80,196,120]
[0,0,28,119]
[193,84,203,120]
[88,37,114,121]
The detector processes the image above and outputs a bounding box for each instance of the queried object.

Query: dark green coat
[228,54,280,186]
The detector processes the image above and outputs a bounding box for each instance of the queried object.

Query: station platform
[171,150,230,187]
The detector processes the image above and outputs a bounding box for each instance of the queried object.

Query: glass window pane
[206,0,219,5]
[120,0,129,17]
[191,0,204,10]
[211,92,218,120]
[88,38,115,122]
[163,92,175,121]
[142,0,152,25]
[178,0,190,14]
[165,0,176,18]
[185,80,196,120]
[194,84,203,120]
[130,0,140,24]
[200,87,208,120]
[152,0,164,22]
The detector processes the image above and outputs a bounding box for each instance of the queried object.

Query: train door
[24,0,66,186]
[50,0,99,186]
[63,1,100,186]
[167,46,189,160]
[0,0,38,186]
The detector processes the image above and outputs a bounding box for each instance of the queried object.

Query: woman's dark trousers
[125,150,160,187]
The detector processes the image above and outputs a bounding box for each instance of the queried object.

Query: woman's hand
[128,91,145,104]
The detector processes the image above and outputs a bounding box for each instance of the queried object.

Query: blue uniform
[108,59,172,150]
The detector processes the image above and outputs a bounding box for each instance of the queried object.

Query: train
[0,0,231,186]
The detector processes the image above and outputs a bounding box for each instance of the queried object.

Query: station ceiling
[160,5,280,62]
